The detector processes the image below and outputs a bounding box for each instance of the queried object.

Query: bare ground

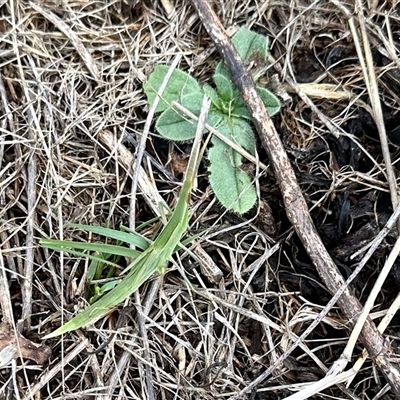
[1,0,400,399]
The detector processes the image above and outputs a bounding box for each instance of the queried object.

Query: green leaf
[208,138,256,213]
[87,258,101,282]
[156,92,222,141]
[155,92,203,140]
[232,27,269,63]
[212,65,280,120]
[203,85,223,109]
[229,117,256,153]
[40,239,142,261]
[230,99,251,120]
[144,65,203,113]
[90,280,120,304]
[214,72,235,103]
[70,224,151,251]
[257,86,281,116]
[208,118,257,213]
[214,62,241,104]
[229,86,281,120]
[214,61,231,80]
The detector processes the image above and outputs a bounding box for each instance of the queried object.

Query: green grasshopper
[42,96,211,338]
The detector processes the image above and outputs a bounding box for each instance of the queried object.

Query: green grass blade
[40,239,142,259]
[70,224,151,250]
[42,95,211,338]
[43,247,161,338]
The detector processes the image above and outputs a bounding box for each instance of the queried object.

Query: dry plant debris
[0,322,50,365]
[0,0,399,399]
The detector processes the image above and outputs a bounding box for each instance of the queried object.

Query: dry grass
[1,0,400,399]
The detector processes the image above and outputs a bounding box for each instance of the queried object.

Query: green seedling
[41,97,210,338]
[144,27,281,214]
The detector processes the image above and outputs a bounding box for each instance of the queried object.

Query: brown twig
[189,0,400,397]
